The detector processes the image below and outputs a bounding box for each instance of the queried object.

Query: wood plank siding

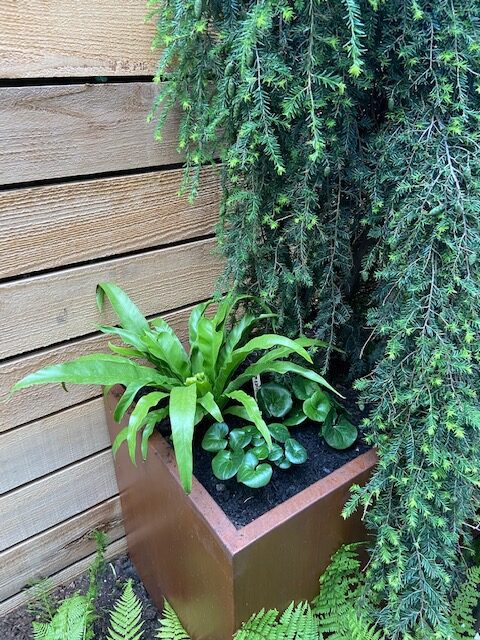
[0,0,222,609]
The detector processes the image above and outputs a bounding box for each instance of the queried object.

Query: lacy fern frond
[312,543,363,621]
[450,566,480,640]
[32,595,91,640]
[278,602,320,640]
[106,580,144,640]
[234,602,322,640]
[156,600,190,640]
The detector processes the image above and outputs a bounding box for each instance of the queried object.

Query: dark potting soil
[0,555,161,640]
[193,422,369,529]
[157,384,370,529]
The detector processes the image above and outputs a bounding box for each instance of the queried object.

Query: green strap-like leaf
[215,335,313,395]
[254,337,329,368]
[169,385,197,493]
[97,325,147,352]
[188,300,212,374]
[194,316,224,380]
[149,317,191,378]
[114,383,144,422]
[11,354,176,394]
[96,282,149,335]
[141,331,190,381]
[125,392,168,463]
[141,408,168,459]
[225,390,272,449]
[198,392,223,422]
[227,361,341,397]
[108,342,145,359]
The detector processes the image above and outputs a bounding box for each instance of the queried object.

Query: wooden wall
[0,1,222,614]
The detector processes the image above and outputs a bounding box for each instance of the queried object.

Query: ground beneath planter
[0,555,161,640]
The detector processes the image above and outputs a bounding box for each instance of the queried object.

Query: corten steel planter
[105,385,376,640]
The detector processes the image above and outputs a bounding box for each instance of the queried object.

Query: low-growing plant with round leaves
[203,419,308,487]
[10,283,335,494]
[287,376,358,450]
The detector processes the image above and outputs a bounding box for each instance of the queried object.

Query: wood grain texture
[0,497,124,603]
[0,305,193,431]
[0,0,156,78]
[0,237,221,359]
[0,450,118,551]
[0,83,181,185]
[0,537,127,614]
[0,398,110,493]
[0,166,220,279]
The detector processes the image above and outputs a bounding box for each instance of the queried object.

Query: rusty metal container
[104,385,376,640]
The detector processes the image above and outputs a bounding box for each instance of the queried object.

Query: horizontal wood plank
[0,497,124,603]
[0,537,128,615]
[0,166,220,279]
[0,450,118,551]
[0,83,181,185]
[0,237,221,359]
[0,398,110,493]
[0,305,193,431]
[0,1,157,78]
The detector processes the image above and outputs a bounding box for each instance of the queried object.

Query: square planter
[105,385,376,640]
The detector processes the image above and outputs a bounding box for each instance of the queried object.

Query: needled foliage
[148,0,378,366]
[344,1,480,637]
[149,0,480,635]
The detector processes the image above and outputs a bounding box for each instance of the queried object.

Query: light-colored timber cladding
[0,0,156,78]
[0,537,128,617]
[0,166,220,279]
[0,398,109,493]
[0,305,194,432]
[0,237,222,359]
[0,450,118,551]
[0,83,181,185]
[0,497,125,604]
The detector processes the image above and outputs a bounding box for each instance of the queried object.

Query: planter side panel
[232,458,373,629]
[105,389,236,640]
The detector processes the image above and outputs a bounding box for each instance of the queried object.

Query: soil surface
[194,422,369,528]
[0,555,161,640]
[158,383,370,528]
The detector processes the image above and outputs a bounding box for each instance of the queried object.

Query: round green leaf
[268,443,284,462]
[283,408,308,427]
[252,433,265,447]
[257,383,293,418]
[229,427,252,450]
[276,457,292,469]
[284,438,308,464]
[303,390,332,423]
[237,451,273,488]
[201,422,229,452]
[252,443,270,460]
[212,449,244,480]
[292,376,320,400]
[268,422,291,443]
[322,415,358,450]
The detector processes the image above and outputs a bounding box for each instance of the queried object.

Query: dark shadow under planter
[104,386,376,640]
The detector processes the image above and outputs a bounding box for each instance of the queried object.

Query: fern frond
[106,580,144,640]
[156,600,190,640]
[234,608,284,640]
[32,595,91,640]
[279,602,321,640]
[449,566,480,640]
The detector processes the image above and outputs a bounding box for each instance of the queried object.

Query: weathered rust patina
[105,385,376,640]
